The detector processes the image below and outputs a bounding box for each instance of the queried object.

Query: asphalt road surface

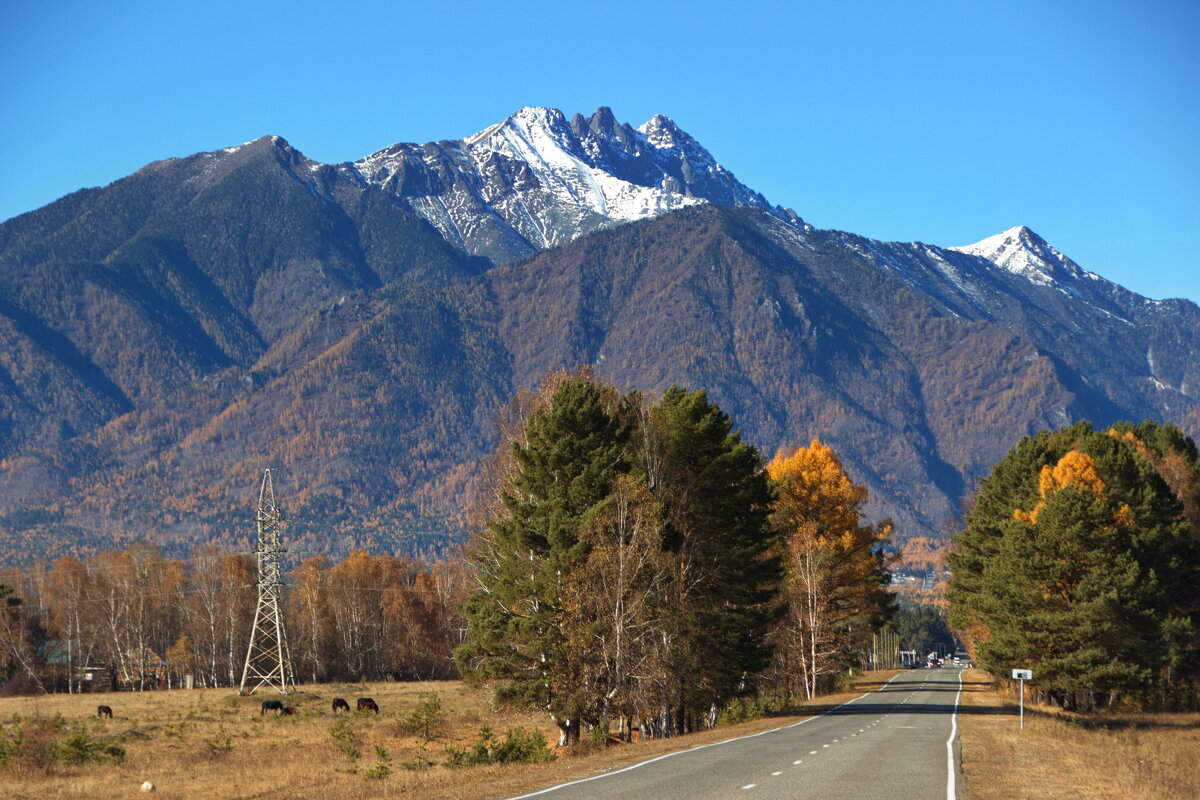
[506,668,966,800]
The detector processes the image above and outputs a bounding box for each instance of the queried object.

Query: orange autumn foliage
[1014,450,1131,525]
[766,438,893,698]
[767,438,877,544]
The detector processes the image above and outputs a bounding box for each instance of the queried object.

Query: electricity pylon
[238,468,295,695]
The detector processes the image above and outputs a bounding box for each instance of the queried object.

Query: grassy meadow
[0,680,564,799]
[5,668,1195,799]
[0,676,897,800]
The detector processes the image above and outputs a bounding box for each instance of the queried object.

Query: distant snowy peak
[950,225,1095,287]
[462,105,790,219]
[460,106,706,221]
[346,106,801,262]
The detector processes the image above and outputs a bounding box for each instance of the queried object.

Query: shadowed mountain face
[1,110,1198,565]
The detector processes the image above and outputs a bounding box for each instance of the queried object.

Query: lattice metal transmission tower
[238,468,296,695]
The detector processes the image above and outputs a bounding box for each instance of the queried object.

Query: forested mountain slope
[1,111,1198,566]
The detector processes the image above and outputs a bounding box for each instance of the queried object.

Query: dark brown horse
[281,706,300,716]
[332,698,350,713]
[97,705,112,719]
[356,697,379,714]
[261,700,284,715]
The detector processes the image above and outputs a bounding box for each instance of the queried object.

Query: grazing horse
[97,705,113,719]
[261,699,284,715]
[282,706,300,716]
[356,697,379,714]
[332,698,350,713]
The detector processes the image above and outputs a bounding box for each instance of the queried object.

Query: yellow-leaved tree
[1013,450,1132,526]
[767,439,894,699]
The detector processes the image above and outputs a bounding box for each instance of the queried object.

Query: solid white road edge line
[946,668,964,800]
[502,672,910,800]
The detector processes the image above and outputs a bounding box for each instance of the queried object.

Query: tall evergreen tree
[456,372,630,744]
[947,421,1200,709]
[642,386,781,733]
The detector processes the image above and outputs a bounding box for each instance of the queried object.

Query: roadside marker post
[1011,669,1032,729]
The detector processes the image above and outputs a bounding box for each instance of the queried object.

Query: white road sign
[1012,669,1033,680]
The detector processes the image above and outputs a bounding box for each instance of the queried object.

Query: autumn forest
[1,370,1197,746]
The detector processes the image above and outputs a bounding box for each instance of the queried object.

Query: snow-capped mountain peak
[463,106,571,149]
[639,113,683,149]
[346,106,801,263]
[950,225,1092,286]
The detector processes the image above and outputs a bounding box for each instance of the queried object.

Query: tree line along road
[503,668,968,800]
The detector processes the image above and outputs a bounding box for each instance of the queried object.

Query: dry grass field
[958,668,1200,800]
[0,675,899,800]
[0,679,554,799]
[10,669,1192,799]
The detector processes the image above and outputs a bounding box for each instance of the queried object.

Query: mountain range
[1,106,1197,566]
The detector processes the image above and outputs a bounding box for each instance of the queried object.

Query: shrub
[362,745,391,780]
[0,716,125,773]
[719,695,777,725]
[570,723,610,755]
[205,727,234,757]
[401,691,443,741]
[445,726,553,767]
[54,724,125,765]
[329,718,359,762]
[13,718,58,772]
[443,725,494,767]
[833,668,859,694]
[0,725,21,769]
[492,727,553,764]
[399,744,436,772]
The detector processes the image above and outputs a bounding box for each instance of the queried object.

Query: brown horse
[332,698,350,713]
[97,705,112,719]
[261,700,284,715]
[281,706,300,716]
[356,698,379,714]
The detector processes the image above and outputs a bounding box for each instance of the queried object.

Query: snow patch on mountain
[346,106,800,262]
[949,226,1099,287]
[467,107,708,222]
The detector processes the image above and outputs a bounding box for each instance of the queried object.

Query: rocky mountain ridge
[0,107,1197,565]
[342,106,801,262]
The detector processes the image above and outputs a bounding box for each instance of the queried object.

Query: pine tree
[947,421,1200,709]
[456,373,630,744]
[643,386,780,733]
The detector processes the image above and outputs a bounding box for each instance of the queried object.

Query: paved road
[506,668,965,800]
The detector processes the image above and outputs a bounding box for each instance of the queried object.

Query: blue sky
[3,0,1198,301]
